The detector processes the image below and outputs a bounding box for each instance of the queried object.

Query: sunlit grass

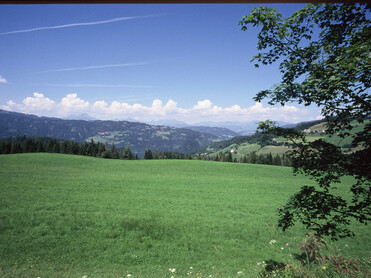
[0,153,369,277]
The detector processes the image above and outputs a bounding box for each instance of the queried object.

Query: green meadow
[0,154,370,277]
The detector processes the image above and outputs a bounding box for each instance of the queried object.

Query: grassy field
[0,154,370,277]
[235,143,261,156]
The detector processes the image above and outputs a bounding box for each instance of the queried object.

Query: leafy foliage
[241,4,371,240]
[240,4,370,129]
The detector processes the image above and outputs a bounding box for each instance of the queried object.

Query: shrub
[297,233,327,265]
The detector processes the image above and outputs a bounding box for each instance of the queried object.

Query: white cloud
[316,115,325,120]
[2,93,56,114]
[1,93,315,123]
[0,15,159,36]
[0,75,7,84]
[164,99,177,110]
[151,99,163,113]
[39,83,156,88]
[34,62,149,74]
[60,93,89,113]
[194,99,212,110]
[23,92,56,110]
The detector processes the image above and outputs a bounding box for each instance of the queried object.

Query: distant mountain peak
[64,113,97,121]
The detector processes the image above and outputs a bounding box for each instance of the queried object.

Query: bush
[297,233,328,265]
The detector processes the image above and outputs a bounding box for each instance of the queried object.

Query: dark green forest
[0,136,137,160]
[0,135,291,167]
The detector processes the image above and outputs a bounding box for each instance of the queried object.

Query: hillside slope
[184,126,241,139]
[0,109,220,155]
[205,119,369,160]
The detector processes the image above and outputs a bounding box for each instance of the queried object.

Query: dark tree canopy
[240,3,370,240]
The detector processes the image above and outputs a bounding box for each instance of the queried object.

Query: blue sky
[0,3,321,124]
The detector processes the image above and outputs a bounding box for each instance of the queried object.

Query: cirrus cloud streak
[1,92,314,124]
[0,15,159,36]
[33,62,149,74]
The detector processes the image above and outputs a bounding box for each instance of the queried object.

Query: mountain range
[0,109,226,156]
[0,109,304,157]
[148,119,294,135]
[61,114,295,137]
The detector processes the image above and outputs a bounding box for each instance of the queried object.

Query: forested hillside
[0,109,220,156]
[201,120,369,164]
[184,126,241,139]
